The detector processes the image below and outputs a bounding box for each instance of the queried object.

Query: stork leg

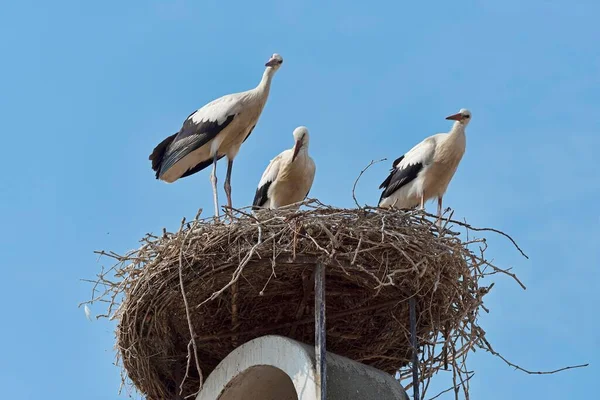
[436,196,443,228]
[224,159,234,218]
[419,195,425,210]
[210,153,219,219]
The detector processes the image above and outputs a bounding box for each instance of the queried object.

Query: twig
[483,261,527,290]
[427,374,474,400]
[421,211,529,260]
[352,158,387,208]
[481,337,588,375]
[178,225,203,395]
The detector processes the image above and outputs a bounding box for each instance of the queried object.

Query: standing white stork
[252,126,316,210]
[378,108,471,223]
[149,53,284,217]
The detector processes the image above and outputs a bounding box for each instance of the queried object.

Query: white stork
[149,53,284,217]
[378,108,471,223]
[252,126,316,210]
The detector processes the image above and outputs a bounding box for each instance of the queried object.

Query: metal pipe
[409,297,419,400]
[315,263,327,400]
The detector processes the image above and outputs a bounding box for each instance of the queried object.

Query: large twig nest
[86,201,526,400]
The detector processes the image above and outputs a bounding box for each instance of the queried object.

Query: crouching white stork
[149,53,284,217]
[378,108,471,224]
[252,126,316,210]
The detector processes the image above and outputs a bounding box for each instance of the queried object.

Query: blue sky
[0,0,598,398]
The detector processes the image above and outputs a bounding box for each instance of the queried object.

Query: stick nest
[85,201,526,400]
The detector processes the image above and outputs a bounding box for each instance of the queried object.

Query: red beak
[445,113,462,121]
[292,140,302,162]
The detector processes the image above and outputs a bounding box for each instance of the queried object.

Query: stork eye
[463,115,470,119]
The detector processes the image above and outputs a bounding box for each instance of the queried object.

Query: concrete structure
[197,335,409,400]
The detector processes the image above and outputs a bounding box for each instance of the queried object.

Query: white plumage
[150,53,284,217]
[252,126,316,210]
[379,109,471,223]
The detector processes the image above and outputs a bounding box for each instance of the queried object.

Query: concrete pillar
[196,335,408,400]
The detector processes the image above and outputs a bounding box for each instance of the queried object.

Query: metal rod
[315,263,327,400]
[409,297,419,400]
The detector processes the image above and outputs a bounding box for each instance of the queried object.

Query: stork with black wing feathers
[378,109,471,225]
[149,53,284,218]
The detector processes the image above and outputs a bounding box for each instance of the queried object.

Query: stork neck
[449,121,466,137]
[257,67,276,93]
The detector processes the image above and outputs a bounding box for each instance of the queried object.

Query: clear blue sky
[0,0,598,398]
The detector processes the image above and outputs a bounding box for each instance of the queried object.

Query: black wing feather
[391,155,405,170]
[155,113,236,179]
[149,133,178,178]
[378,160,423,203]
[252,181,272,210]
[379,155,404,190]
[180,153,226,178]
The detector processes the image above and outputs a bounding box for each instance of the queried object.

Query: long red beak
[292,140,302,162]
[445,113,462,121]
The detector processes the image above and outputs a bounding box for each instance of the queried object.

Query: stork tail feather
[149,133,177,178]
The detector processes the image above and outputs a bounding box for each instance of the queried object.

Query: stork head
[292,126,310,162]
[265,53,284,69]
[445,108,472,126]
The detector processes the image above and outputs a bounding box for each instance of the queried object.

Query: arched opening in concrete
[217,365,299,400]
